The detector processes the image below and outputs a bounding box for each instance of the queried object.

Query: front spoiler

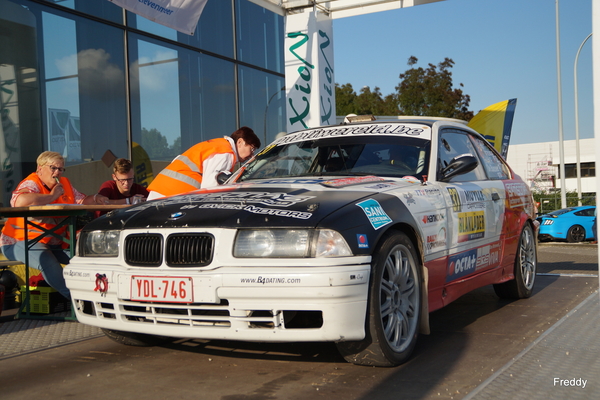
[65,264,371,342]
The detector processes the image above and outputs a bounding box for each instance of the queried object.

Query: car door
[572,207,596,240]
[436,128,505,284]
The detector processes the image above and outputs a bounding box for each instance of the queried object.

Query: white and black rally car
[65,117,537,367]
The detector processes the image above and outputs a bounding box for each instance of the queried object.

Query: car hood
[86,176,417,231]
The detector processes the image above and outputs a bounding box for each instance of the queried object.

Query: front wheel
[336,230,422,367]
[494,223,537,299]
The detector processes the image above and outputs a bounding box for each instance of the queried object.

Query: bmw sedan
[65,117,538,367]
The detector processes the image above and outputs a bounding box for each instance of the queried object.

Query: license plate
[130,276,193,303]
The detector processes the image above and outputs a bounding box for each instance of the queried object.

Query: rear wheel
[336,230,422,367]
[567,224,585,243]
[494,224,537,299]
[101,329,171,347]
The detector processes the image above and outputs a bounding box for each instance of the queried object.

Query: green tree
[335,56,474,120]
[396,56,473,120]
[170,136,182,156]
[355,86,386,115]
[335,83,358,116]
[141,127,170,159]
[335,84,399,116]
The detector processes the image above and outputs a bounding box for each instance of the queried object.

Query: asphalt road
[1,243,598,400]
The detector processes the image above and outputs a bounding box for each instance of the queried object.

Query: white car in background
[65,117,537,367]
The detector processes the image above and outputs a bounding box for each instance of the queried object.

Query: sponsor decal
[239,276,302,285]
[128,192,317,212]
[350,273,365,281]
[321,175,385,188]
[447,249,477,282]
[504,181,530,207]
[422,213,445,224]
[275,124,431,145]
[247,178,325,185]
[306,203,319,212]
[356,199,393,230]
[447,187,462,212]
[458,211,486,242]
[403,192,416,206]
[198,203,312,219]
[357,233,369,248]
[64,269,91,279]
[401,176,420,183]
[475,242,501,271]
[426,227,447,251]
[414,187,441,197]
[365,183,397,190]
[464,189,485,202]
[446,242,502,282]
[197,192,315,207]
[447,186,486,213]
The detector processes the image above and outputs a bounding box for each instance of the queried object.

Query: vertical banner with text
[284,9,335,133]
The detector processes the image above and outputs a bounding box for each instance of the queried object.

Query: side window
[469,134,511,180]
[575,208,595,217]
[438,129,487,182]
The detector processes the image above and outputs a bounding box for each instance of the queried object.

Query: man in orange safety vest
[147,126,260,200]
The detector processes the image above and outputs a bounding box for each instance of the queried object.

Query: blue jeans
[2,242,71,299]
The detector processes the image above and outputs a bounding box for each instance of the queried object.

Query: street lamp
[574,33,592,206]
[555,0,567,209]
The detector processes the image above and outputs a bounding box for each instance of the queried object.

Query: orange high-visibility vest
[148,138,235,197]
[1,173,76,244]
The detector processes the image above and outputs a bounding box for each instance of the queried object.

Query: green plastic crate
[19,286,70,314]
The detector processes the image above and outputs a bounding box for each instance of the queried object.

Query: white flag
[109,0,208,35]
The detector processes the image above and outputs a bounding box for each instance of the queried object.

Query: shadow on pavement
[354,274,562,400]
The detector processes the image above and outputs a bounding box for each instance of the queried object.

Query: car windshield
[237,136,431,182]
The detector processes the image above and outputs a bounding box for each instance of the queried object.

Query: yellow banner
[132,142,154,188]
[468,98,517,159]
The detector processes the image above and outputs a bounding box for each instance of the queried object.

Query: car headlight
[80,230,120,257]
[234,229,353,258]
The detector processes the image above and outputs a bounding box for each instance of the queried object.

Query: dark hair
[113,158,133,174]
[230,126,260,149]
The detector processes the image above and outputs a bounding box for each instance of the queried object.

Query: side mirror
[216,171,232,185]
[440,154,478,182]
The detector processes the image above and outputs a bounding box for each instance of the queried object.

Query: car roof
[544,206,595,215]
[337,114,468,126]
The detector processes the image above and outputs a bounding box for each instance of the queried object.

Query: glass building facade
[0,0,286,203]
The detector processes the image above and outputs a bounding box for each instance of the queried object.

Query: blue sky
[332,0,593,145]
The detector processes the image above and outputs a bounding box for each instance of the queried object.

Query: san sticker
[356,199,392,230]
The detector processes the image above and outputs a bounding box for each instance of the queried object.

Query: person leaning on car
[147,127,260,200]
[0,151,111,299]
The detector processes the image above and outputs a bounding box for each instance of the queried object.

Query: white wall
[506,138,596,193]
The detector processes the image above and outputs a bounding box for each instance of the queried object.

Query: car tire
[101,328,171,347]
[494,223,537,299]
[336,230,422,367]
[567,225,586,243]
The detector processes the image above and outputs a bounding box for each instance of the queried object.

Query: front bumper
[64,261,371,342]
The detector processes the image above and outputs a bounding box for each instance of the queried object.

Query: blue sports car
[537,206,596,242]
